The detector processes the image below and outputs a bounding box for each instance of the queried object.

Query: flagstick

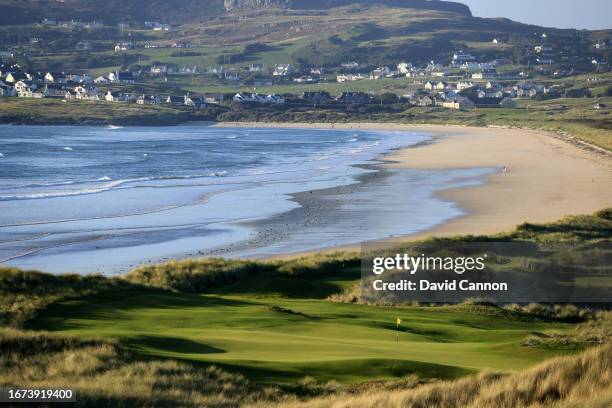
[395,317,401,343]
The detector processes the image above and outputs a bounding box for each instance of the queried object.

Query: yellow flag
[396,317,402,326]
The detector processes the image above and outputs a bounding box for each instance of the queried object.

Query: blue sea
[0,125,491,274]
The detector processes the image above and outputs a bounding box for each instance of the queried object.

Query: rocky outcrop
[224,0,289,11]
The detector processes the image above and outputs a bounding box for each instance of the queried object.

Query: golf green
[27,287,573,385]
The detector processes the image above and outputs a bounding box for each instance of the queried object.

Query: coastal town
[0,17,609,114]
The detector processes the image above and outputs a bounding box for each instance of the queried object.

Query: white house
[452,52,475,62]
[425,81,447,91]
[397,62,413,74]
[405,70,422,78]
[184,95,206,108]
[44,72,67,84]
[13,80,32,92]
[108,71,135,84]
[310,67,324,75]
[477,89,504,99]
[337,74,366,83]
[105,91,130,103]
[150,65,168,75]
[205,94,224,104]
[431,70,449,77]
[233,92,284,104]
[456,81,474,90]
[136,94,160,105]
[233,92,262,103]
[294,76,314,83]
[534,45,553,54]
[472,70,498,80]
[114,42,134,52]
[265,94,285,104]
[442,96,474,110]
[224,71,240,81]
[249,63,265,72]
[16,81,43,98]
[152,23,171,31]
[272,64,295,77]
[74,86,100,100]
[94,76,110,84]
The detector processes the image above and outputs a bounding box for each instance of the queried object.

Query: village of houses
[0,30,609,111]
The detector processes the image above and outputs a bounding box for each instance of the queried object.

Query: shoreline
[1,121,610,270]
[209,122,612,256]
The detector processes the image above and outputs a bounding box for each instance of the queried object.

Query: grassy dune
[0,209,611,406]
[0,328,263,407]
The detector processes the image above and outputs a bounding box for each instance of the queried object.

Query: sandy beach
[214,122,612,242]
[3,122,610,273]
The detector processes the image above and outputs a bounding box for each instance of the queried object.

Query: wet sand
[213,122,612,254]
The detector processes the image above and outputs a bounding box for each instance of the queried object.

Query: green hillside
[0,0,471,25]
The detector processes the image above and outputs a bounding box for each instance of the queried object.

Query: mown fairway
[26,285,573,385]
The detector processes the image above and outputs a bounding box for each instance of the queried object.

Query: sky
[459,0,611,30]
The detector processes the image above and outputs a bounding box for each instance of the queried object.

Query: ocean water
[0,125,492,274]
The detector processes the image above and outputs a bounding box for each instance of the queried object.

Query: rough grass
[0,328,272,408]
[255,342,612,408]
[1,325,609,408]
[124,258,272,292]
[522,310,612,349]
[124,252,360,293]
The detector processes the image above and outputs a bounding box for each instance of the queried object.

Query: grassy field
[0,98,225,126]
[181,77,418,95]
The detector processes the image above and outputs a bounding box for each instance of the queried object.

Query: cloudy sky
[459,0,610,30]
